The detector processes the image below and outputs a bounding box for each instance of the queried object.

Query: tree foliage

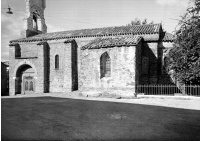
[126,18,154,26]
[168,0,200,85]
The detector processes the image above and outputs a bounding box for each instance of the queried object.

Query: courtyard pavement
[2,96,200,141]
[2,91,200,110]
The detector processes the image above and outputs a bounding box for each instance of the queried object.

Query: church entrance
[15,64,36,95]
[24,76,35,94]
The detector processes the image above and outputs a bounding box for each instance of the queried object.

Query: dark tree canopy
[168,0,200,85]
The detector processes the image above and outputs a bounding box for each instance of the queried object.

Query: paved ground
[2,95,200,141]
[3,92,200,110]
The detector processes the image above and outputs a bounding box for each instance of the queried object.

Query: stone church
[9,0,174,96]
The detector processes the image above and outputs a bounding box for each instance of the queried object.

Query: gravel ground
[2,96,200,141]
[2,92,200,110]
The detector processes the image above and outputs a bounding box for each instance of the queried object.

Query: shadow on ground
[2,97,200,141]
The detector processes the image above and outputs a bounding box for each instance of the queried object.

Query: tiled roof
[81,36,142,50]
[10,24,161,43]
[162,32,174,42]
[9,42,19,46]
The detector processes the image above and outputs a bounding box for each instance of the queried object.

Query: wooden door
[24,76,34,94]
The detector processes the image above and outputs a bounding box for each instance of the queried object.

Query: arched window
[33,13,38,30]
[100,52,111,78]
[55,55,59,69]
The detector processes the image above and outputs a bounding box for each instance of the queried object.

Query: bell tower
[21,0,47,38]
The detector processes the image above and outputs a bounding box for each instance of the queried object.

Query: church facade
[9,0,174,96]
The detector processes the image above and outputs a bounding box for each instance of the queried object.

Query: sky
[1,0,191,61]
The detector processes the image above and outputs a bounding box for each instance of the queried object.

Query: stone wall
[75,37,101,89]
[140,41,174,85]
[158,42,174,84]
[79,44,139,92]
[135,41,142,85]
[9,39,77,95]
[140,42,158,84]
[48,41,66,92]
[147,42,159,84]
[71,41,78,91]
[41,42,50,92]
[9,35,174,96]
[9,42,45,95]
[48,40,76,93]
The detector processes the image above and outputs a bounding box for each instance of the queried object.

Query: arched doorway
[15,64,36,95]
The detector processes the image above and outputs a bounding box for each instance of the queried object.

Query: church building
[9,0,174,96]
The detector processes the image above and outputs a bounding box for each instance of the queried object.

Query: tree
[128,18,141,26]
[142,18,147,25]
[168,0,200,85]
[126,18,153,26]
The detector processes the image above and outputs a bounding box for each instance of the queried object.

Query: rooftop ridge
[46,23,161,33]
[10,23,162,43]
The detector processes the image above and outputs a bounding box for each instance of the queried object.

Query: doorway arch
[15,64,36,94]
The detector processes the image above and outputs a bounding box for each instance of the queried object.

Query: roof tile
[11,24,161,43]
[81,35,142,50]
